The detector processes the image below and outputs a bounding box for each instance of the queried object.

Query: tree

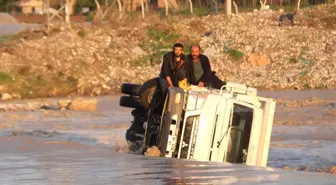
[233,0,238,14]
[75,0,96,13]
[116,0,123,19]
[226,0,232,15]
[212,0,218,14]
[94,0,118,20]
[139,0,145,18]
[65,0,70,27]
[296,0,301,10]
[164,0,168,16]
[0,0,19,12]
[188,0,193,14]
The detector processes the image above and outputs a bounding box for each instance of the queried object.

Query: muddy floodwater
[0,90,335,184]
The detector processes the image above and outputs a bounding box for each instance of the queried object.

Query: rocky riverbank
[0,5,335,100]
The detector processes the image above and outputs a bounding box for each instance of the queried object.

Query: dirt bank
[0,5,335,99]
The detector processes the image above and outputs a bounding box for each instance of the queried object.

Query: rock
[0,13,18,26]
[324,102,336,109]
[330,166,336,173]
[144,146,161,157]
[247,53,271,67]
[67,98,97,112]
[40,105,58,110]
[203,31,212,37]
[325,42,335,54]
[131,46,146,56]
[0,104,6,111]
[203,47,216,58]
[0,5,335,94]
[283,166,291,171]
[245,45,253,54]
[1,93,12,101]
[57,100,72,109]
[11,93,21,99]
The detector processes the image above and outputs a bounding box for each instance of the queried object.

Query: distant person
[186,45,226,89]
[278,10,297,27]
[159,43,188,90]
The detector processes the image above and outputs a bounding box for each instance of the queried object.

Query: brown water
[0,90,335,184]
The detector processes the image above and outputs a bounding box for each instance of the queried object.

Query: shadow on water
[0,145,334,185]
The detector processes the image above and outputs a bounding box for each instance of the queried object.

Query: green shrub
[225,49,244,61]
[0,72,12,84]
[87,11,94,21]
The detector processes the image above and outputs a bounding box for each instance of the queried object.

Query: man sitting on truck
[186,45,226,89]
[159,43,188,90]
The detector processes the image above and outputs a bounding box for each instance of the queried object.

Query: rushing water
[0,90,335,184]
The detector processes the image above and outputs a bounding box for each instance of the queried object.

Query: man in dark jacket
[159,43,187,88]
[186,45,226,89]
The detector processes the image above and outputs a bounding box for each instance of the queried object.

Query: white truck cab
[158,82,276,167]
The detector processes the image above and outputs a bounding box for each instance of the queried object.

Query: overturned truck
[119,78,276,167]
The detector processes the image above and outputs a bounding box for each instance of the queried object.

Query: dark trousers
[203,72,226,89]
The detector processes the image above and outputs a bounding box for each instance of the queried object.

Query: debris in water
[145,146,161,157]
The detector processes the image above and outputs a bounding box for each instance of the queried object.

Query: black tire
[121,83,141,96]
[140,87,156,109]
[139,78,158,109]
[119,96,142,108]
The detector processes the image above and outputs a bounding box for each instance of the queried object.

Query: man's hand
[198,82,204,87]
[166,76,174,88]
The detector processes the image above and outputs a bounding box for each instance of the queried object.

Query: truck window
[226,104,253,164]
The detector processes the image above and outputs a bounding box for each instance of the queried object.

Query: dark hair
[173,43,184,49]
[190,44,201,51]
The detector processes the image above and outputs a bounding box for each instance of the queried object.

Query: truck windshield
[226,104,253,164]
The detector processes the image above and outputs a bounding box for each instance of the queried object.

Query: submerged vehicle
[119,78,276,167]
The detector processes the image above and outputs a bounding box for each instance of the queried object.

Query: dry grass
[0,69,78,99]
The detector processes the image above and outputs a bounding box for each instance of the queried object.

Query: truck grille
[178,116,199,159]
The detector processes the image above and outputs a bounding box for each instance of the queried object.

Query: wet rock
[247,53,271,67]
[27,103,43,110]
[0,102,47,112]
[330,166,336,173]
[0,104,7,111]
[11,93,21,99]
[324,102,336,109]
[40,105,58,110]
[1,93,12,101]
[144,146,161,157]
[67,98,97,112]
[283,166,291,171]
[58,99,72,109]
[11,130,61,138]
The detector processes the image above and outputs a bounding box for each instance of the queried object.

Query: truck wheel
[119,96,142,108]
[139,78,158,109]
[121,83,141,96]
[140,87,156,109]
